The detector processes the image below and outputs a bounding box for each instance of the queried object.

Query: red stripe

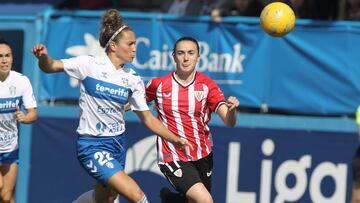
[161,78,177,163]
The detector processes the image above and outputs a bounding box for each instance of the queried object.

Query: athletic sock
[136,195,149,203]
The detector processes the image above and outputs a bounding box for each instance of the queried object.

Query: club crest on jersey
[194,91,204,102]
[9,86,16,96]
[173,169,183,177]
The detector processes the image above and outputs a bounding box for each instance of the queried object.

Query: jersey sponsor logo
[0,119,16,127]
[0,132,17,147]
[83,77,130,104]
[0,97,21,113]
[96,106,122,114]
[96,122,123,134]
[194,91,204,102]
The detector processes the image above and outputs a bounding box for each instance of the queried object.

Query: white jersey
[0,71,37,153]
[62,55,149,137]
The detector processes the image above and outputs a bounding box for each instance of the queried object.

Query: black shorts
[159,152,213,194]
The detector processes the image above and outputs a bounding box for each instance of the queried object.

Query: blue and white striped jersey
[62,55,149,137]
[0,71,37,153]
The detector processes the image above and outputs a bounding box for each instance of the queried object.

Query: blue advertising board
[27,115,357,203]
[39,12,360,115]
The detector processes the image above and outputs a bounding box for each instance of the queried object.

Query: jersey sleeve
[61,55,90,80]
[207,79,226,112]
[145,79,156,102]
[21,76,37,109]
[129,77,149,111]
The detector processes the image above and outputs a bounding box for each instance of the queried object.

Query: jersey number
[94,151,114,166]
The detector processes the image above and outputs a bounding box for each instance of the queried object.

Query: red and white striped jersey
[146,71,226,163]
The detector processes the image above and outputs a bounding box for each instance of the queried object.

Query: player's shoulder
[148,72,172,86]
[123,66,140,76]
[145,72,171,89]
[10,71,29,80]
[65,55,100,66]
[195,71,215,83]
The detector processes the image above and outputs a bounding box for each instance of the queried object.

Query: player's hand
[32,44,48,59]
[15,106,26,123]
[176,138,193,155]
[226,96,239,111]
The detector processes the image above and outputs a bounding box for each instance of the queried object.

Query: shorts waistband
[78,134,124,140]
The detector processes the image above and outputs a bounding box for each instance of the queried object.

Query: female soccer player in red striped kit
[146,36,239,203]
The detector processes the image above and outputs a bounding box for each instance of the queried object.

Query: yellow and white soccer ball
[260,2,296,37]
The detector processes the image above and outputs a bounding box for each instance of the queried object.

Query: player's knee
[106,191,118,203]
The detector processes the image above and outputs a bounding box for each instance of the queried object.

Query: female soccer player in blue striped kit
[32,9,191,203]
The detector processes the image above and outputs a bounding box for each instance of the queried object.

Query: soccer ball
[260,2,296,37]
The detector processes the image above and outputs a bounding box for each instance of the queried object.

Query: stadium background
[1,2,360,203]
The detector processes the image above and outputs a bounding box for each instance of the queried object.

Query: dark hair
[0,37,13,53]
[99,9,132,50]
[172,36,200,55]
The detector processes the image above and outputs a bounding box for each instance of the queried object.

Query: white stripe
[157,82,178,162]
[165,163,174,172]
[202,84,210,153]
[157,136,163,163]
[215,101,226,113]
[188,84,202,159]
[136,195,148,203]
[157,83,165,163]
[172,81,190,161]
[173,160,180,168]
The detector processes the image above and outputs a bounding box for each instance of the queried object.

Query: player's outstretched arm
[32,44,64,73]
[216,96,239,127]
[134,110,193,151]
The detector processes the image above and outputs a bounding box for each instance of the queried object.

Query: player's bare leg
[185,183,213,203]
[0,164,17,203]
[96,171,148,203]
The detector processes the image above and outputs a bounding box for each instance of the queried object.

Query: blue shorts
[76,134,126,184]
[0,149,19,164]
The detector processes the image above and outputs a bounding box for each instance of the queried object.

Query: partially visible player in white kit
[0,38,37,203]
[32,9,191,203]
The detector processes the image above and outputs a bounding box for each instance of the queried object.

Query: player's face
[0,44,13,77]
[173,40,199,75]
[114,30,136,63]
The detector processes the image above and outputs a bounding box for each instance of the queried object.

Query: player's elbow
[225,119,236,128]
